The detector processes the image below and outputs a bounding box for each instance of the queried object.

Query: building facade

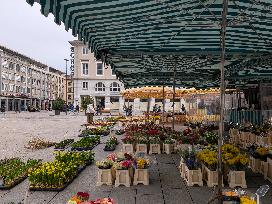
[64,75,74,105]
[69,40,125,112]
[0,45,65,111]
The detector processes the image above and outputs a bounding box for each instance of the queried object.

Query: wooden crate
[123,144,134,153]
[184,165,203,187]
[115,169,131,187]
[202,166,223,187]
[149,144,161,154]
[136,144,148,154]
[163,143,174,154]
[96,169,113,186]
[133,169,149,185]
[249,157,261,173]
[228,170,247,188]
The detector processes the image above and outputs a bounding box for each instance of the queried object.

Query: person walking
[75,104,80,114]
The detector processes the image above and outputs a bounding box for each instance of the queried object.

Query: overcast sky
[0,0,76,72]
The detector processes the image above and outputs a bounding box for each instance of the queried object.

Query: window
[140,99,149,102]
[95,82,105,92]
[1,83,5,91]
[82,47,89,55]
[110,82,120,92]
[68,94,72,100]
[155,99,163,103]
[9,63,14,70]
[16,64,20,72]
[110,96,119,103]
[125,99,134,103]
[96,63,103,75]
[82,81,88,90]
[9,85,14,92]
[82,63,89,75]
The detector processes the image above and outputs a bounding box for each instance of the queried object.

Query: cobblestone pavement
[0,112,271,204]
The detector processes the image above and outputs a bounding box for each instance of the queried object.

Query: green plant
[54,139,74,149]
[164,137,174,144]
[81,96,94,112]
[203,131,218,145]
[71,136,100,149]
[0,158,40,187]
[52,97,65,111]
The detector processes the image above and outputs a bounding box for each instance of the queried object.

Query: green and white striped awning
[26,0,272,88]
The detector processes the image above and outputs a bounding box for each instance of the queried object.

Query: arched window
[110,82,120,92]
[95,82,105,92]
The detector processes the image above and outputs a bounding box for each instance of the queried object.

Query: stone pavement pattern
[0,112,271,204]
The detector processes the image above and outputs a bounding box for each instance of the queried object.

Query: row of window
[82,62,115,76]
[82,82,121,92]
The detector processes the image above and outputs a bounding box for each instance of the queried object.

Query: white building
[69,40,125,112]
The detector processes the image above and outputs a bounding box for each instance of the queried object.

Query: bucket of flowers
[122,135,135,153]
[113,160,132,187]
[223,152,249,188]
[179,149,202,186]
[104,136,118,151]
[96,159,114,186]
[136,136,148,154]
[149,137,161,154]
[163,137,175,154]
[133,157,150,185]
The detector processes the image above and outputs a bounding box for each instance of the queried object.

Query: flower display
[96,159,113,169]
[134,158,150,169]
[29,151,94,190]
[197,149,217,171]
[113,160,132,170]
[25,137,56,150]
[67,194,116,204]
[179,149,200,170]
[104,136,118,151]
[54,139,74,149]
[71,136,100,150]
[256,147,269,156]
[203,131,218,145]
[0,158,41,188]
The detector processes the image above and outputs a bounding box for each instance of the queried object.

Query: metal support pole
[217,0,228,203]
[172,59,177,130]
[162,85,165,125]
[64,59,69,115]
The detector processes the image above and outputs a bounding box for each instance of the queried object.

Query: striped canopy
[26,0,272,88]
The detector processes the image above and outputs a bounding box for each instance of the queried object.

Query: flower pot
[133,169,149,185]
[179,157,185,178]
[96,169,113,186]
[260,161,268,177]
[115,169,131,187]
[265,158,272,182]
[184,165,203,187]
[55,110,60,115]
[202,166,223,187]
[249,157,261,173]
[123,144,134,153]
[163,143,174,154]
[228,170,247,188]
[149,144,161,154]
[136,144,148,154]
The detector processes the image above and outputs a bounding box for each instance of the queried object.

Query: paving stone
[135,194,164,204]
[187,186,214,204]
[163,188,193,204]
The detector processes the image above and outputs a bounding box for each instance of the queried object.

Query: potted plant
[163,137,175,154]
[96,159,114,186]
[133,158,150,185]
[52,97,65,115]
[81,96,94,115]
[203,131,218,145]
[136,136,148,154]
[113,160,132,187]
[149,137,161,154]
[122,135,135,153]
[197,149,221,187]
[224,153,249,188]
[179,149,203,186]
[104,136,118,151]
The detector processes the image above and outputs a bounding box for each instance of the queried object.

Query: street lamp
[64,59,69,115]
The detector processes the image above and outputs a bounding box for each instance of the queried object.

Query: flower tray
[71,143,99,151]
[0,175,27,190]
[104,146,116,151]
[29,164,89,192]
